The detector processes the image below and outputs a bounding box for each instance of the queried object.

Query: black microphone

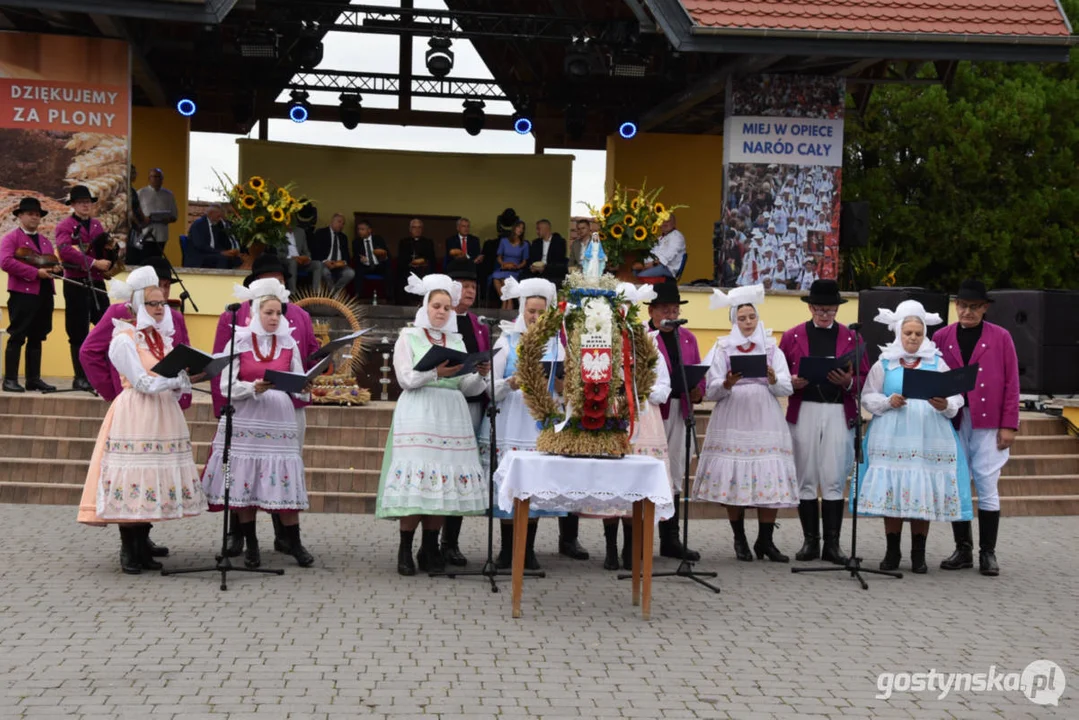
[477,315,499,326]
[849,322,862,331]
[661,319,689,328]
[226,302,242,312]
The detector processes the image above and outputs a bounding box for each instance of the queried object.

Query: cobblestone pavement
[0,504,1076,719]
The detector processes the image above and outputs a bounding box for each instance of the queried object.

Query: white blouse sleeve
[705,345,731,402]
[768,345,794,398]
[393,331,439,391]
[648,338,671,405]
[458,370,488,398]
[860,361,891,417]
[289,345,311,403]
[490,335,512,402]
[108,332,182,395]
[935,357,964,418]
[217,352,256,402]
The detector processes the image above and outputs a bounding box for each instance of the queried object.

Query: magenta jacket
[1,227,56,295]
[80,302,193,410]
[933,321,1020,431]
[464,312,491,352]
[653,326,707,420]
[779,320,871,428]
[211,302,321,416]
[54,215,109,280]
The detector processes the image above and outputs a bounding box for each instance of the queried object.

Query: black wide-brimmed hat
[145,256,180,283]
[243,252,291,287]
[801,278,847,305]
[955,278,993,303]
[497,207,518,232]
[66,185,97,204]
[647,280,687,305]
[12,197,47,218]
[446,257,477,281]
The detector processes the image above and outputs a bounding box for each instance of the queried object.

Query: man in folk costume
[933,279,1019,576]
[1,198,57,393]
[438,258,491,565]
[211,254,321,567]
[646,281,703,561]
[780,279,870,565]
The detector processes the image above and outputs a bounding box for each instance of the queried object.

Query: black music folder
[414,345,502,377]
[798,352,854,384]
[151,345,230,379]
[263,355,333,394]
[902,364,979,400]
[305,328,373,365]
[541,360,565,379]
[729,354,768,378]
[680,363,710,390]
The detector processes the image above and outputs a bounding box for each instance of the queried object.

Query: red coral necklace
[144,328,166,361]
[253,335,277,362]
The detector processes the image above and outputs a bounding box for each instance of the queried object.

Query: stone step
[1000,455,1079,476]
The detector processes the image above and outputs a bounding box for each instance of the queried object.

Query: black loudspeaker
[857,287,951,364]
[839,201,869,248]
[987,289,1079,396]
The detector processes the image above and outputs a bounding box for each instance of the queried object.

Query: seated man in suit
[186,204,242,269]
[526,218,568,286]
[396,217,437,301]
[311,212,355,295]
[352,218,392,301]
[444,217,484,267]
[283,223,322,295]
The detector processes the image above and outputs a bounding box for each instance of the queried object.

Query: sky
[187,0,606,212]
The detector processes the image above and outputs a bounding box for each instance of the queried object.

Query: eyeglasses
[811,307,838,316]
[144,301,167,308]
[955,302,988,312]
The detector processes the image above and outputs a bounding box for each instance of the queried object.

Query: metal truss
[286,70,507,101]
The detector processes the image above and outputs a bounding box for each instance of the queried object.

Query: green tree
[842,0,1079,291]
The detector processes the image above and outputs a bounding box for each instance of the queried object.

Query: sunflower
[610,224,624,239]
[241,194,257,210]
[248,176,265,191]
[653,202,666,214]
[651,223,661,236]
[271,208,285,223]
[601,203,613,218]
[255,215,265,225]
[630,197,641,212]
[633,226,648,242]
[623,214,636,227]
[598,231,608,241]
[232,184,245,195]
[258,190,271,204]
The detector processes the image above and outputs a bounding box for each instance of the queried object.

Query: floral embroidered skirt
[852,402,973,522]
[376,385,488,518]
[692,384,799,508]
[78,388,206,525]
[202,389,308,512]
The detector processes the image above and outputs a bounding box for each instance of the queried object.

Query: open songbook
[414,345,503,378]
[262,355,333,394]
[151,344,232,379]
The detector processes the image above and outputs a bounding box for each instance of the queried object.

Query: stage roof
[0,0,1073,149]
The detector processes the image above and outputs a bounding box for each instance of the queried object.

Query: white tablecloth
[494,451,675,520]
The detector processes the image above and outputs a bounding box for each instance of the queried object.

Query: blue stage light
[618,121,638,139]
[176,97,197,117]
[287,90,310,123]
[513,115,533,135]
[289,104,309,123]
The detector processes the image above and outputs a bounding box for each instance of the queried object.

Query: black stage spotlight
[512,112,533,135]
[339,92,363,130]
[563,39,591,79]
[565,104,586,141]
[426,37,454,78]
[462,99,486,136]
[287,90,310,123]
[295,25,324,70]
[176,94,197,118]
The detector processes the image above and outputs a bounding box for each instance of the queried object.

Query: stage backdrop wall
[237,140,573,244]
[131,106,189,270]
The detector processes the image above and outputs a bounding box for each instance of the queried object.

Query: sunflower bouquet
[582,181,686,268]
[216,172,310,250]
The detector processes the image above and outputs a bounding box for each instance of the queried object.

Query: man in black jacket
[185,204,242,269]
[352,218,392,301]
[311,212,355,295]
[525,219,568,286]
[397,217,437,300]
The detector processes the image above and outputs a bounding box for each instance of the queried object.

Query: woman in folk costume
[377,273,490,576]
[853,300,972,574]
[480,277,566,571]
[596,283,673,571]
[77,266,206,574]
[202,279,314,570]
[694,284,798,562]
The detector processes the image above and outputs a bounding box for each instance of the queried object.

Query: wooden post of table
[631,500,643,606]
[511,498,530,619]
[641,500,655,620]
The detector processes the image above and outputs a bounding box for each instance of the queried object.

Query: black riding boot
[272,512,291,554]
[24,344,55,393]
[620,518,634,571]
[240,521,260,569]
[879,530,902,571]
[524,521,541,571]
[144,524,168,557]
[603,521,620,570]
[284,523,314,567]
[659,494,699,561]
[71,347,92,392]
[940,520,974,570]
[753,521,789,562]
[440,515,467,566]
[558,515,589,560]
[795,499,820,561]
[910,532,928,574]
[730,515,753,562]
[118,526,141,574]
[136,524,163,571]
[398,529,416,576]
[496,522,513,569]
[820,499,848,565]
[417,528,445,573]
[223,510,244,557]
[978,510,1000,576]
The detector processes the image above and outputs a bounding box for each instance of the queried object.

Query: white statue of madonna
[582,232,607,279]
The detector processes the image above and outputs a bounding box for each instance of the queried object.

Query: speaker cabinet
[840,201,869,248]
[987,290,1079,395]
[857,287,951,364]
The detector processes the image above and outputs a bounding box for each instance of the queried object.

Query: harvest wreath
[516,272,658,457]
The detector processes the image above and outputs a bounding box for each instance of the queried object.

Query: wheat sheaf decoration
[293,289,374,405]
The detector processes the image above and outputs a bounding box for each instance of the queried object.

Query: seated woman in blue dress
[479,277,565,570]
[853,300,973,574]
[490,220,530,310]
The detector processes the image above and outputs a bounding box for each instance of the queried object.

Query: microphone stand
[162,304,285,589]
[431,316,545,590]
[621,319,720,592]
[159,250,199,314]
[791,322,902,589]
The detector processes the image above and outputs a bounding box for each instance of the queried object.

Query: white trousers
[789,402,853,501]
[295,407,307,449]
[663,399,696,496]
[958,408,1008,512]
